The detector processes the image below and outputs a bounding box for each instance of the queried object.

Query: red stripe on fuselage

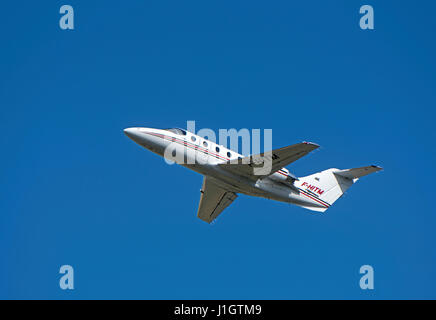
[298,188,330,207]
[146,132,329,207]
[145,132,229,161]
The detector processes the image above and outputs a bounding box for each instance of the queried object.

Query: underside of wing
[218,142,319,179]
[197,177,238,223]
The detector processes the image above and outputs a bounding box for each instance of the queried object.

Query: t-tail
[294,165,382,212]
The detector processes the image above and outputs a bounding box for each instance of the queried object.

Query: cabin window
[203,141,208,147]
[191,136,196,142]
[216,147,220,153]
[227,152,231,158]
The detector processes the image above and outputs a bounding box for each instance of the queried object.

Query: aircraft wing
[197,177,237,223]
[218,142,319,179]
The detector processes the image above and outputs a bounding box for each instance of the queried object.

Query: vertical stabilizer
[295,165,382,212]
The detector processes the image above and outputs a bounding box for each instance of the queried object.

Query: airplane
[124,127,382,223]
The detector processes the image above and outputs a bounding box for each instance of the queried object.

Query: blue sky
[1,1,435,299]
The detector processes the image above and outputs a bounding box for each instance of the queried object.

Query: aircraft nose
[123,127,137,138]
[124,127,145,145]
[124,128,139,139]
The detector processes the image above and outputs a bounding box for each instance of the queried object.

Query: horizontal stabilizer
[334,165,382,181]
[297,165,382,213]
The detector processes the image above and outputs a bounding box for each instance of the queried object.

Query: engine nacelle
[269,168,298,183]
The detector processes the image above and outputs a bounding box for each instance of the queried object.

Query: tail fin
[295,165,382,212]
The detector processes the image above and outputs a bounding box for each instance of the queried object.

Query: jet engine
[269,167,298,183]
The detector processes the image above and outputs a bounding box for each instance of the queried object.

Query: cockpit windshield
[164,128,187,135]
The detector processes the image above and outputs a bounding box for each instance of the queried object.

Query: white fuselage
[124,127,328,210]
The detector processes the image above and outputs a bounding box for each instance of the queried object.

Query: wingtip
[302,141,320,148]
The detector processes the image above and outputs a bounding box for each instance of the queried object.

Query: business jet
[124,127,382,223]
